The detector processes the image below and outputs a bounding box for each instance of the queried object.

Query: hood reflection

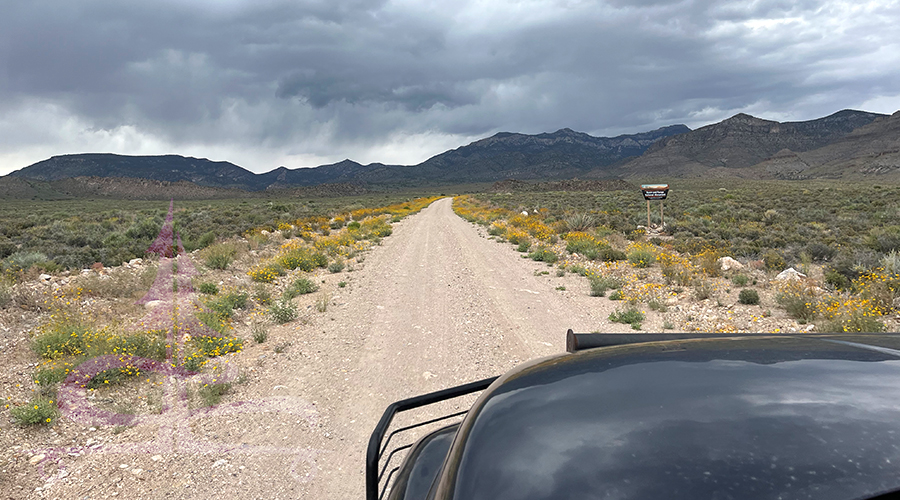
[451,358,900,500]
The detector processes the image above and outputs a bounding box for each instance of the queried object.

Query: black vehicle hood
[433,335,900,500]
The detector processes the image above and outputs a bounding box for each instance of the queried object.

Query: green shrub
[762,250,786,271]
[609,290,624,301]
[600,248,627,262]
[2,251,51,274]
[865,225,900,253]
[825,269,851,290]
[198,282,219,295]
[738,289,760,305]
[204,291,249,319]
[248,261,285,283]
[527,247,558,263]
[516,241,532,253]
[564,213,596,232]
[203,243,237,270]
[609,307,645,325]
[589,275,621,297]
[193,335,243,357]
[197,231,216,249]
[32,321,90,359]
[732,274,749,286]
[198,382,232,407]
[694,280,715,301]
[277,247,328,272]
[11,396,59,426]
[568,264,588,276]
[284,277,318,299]
[269,299,298,324]
[252,323,269,343]
[627,248,655,268]
[253,284,273,305]
[328,260,345,273]
[775,283,818,322]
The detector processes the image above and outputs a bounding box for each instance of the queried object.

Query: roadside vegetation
[3,195,441,426]
[454,179,900,334]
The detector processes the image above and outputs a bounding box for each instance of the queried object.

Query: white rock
[774,267,807,281]
[144,300,165,310]
[151,455,163,462]
[29,454,46,465]
[521,211,528,216]
[212,459,228,468]
[119,464,129,469]
[718,256,744,271]
[39,273,52,281]
[128,258,143,266]
[131,468,143,475]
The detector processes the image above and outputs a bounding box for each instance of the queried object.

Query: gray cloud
[1,0,898,173]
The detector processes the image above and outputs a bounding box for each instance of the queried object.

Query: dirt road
[20,197,629,499]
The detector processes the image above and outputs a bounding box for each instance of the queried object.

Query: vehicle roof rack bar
[566,329,789,353]
[366,376,499,500]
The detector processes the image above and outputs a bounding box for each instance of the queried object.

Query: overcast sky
[1,0,898,175]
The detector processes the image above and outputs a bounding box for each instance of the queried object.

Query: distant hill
[6,107,900,196]
[5,126,689,191]
[8,154,265,190]
[408,125,691,183]
[613,109,887,178]
[753,110,900,180]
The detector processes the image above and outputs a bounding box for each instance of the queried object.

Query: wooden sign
[641,184,669,201]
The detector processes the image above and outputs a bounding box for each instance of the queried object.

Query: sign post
[640,184,669,228]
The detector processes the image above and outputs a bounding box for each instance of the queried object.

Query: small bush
[589,275,621,297]
[10,396,58,426]
[738,289,760,305]
[564,213,597,232]
[762,250,786,271]
[198,282,219,295]
[609,307,645,325]
[269,299,298,324]
[627,247,656,268]
[609,290,624,300]
[284,277,318,299]
[732,274,749,286]
[252,323,269,343]
[694,280,715,301]
[253,284,273,305]
[204,291,249,319]
[600,248,627,262]
[32,321,90,359]
[193,335,243,357]
[1,251,51,274]
[198,382,232,407]
[516,241,532,253]
[278,247,328,272]
[328,260,346,273]
[248,261,285,283]
[775,282,819,322]
[203,243,237,270]
[568,265,588,276]
[527,247,558,263]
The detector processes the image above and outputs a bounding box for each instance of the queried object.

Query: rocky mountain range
[5,125,689,192]
[610,109,889,178]
[4,108,899,198]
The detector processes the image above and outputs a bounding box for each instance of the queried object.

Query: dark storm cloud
[0,0,898,173]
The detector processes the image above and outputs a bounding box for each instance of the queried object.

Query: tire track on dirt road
[296,197,630,499]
